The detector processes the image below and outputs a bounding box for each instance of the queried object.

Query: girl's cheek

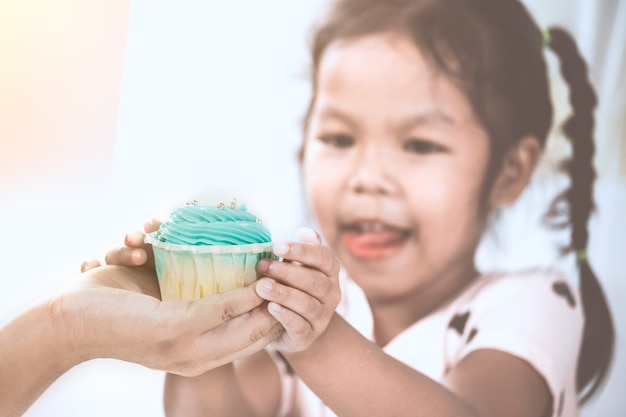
[409,167,482,216]
[303,158,333,209]
[303,149,345,186]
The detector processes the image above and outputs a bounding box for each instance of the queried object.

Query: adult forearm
[282,314,478,417]
[0,300,80,417]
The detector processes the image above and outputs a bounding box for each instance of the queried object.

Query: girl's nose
[347,146,395,195]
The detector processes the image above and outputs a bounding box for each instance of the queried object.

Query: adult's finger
[168,288,283,374]
[187,284,269,333]
[124,230,148,247]
[172,319,284,376]
[104,246,148,267]
[80,259,101,273]
[199,304,282,353]
[143,218,162,234]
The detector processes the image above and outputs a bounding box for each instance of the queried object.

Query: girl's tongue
[341,225,410,259]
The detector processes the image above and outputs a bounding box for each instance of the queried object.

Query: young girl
[102,0,614,415]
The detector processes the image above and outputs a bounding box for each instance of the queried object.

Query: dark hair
[302,0,614,405]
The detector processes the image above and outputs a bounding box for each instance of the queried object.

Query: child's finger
[267,301,313,346]
[257,278,325,327]
[286,227,321,267]
[272,242,339,278]
[256,260,340,310]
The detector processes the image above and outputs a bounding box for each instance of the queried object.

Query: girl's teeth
[358,222,386,232]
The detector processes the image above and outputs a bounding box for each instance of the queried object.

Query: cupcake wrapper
[145,234,274,300]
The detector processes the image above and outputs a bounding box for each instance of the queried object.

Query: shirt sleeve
[449,270,583,411]
[267,349,300,417]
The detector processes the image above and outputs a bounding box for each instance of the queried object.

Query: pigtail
[545,26,615,404]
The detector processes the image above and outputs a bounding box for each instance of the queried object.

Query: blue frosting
[155,204,271,245]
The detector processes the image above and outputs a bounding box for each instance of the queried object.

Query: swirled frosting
[155,204,271,245]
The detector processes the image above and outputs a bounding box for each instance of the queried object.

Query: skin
[303,34,492,346]
[0,245,283,417]
[86,33,548,417]
[258,34,547,417]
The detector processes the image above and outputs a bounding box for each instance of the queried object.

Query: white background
[1,0,624,416]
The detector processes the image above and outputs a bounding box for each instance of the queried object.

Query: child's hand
[80,219,161,273]
[255,227,341,353]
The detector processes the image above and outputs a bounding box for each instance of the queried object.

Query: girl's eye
[403,139,446,154]
[319,134,354,149]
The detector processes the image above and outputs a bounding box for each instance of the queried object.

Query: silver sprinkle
[185,199,198,206]
[229,198,237,209]
[217,202,225,209]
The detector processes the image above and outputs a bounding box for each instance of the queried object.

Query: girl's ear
[489,136,542,208]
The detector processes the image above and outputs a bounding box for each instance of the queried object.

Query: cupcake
[144,199,273,301]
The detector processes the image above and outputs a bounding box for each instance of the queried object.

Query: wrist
[281,312,341,362]
[47,288,93,365]
[0,296,83,415]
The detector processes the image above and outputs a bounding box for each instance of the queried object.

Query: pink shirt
[273,269,583,417]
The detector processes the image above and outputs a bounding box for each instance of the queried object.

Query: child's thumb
[294,227,321,244]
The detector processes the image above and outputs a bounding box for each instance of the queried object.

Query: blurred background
[0,0,624,415]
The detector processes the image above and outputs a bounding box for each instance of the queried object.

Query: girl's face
[303,33,492,308]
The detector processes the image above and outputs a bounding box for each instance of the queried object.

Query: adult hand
[0,264,283,417]
[57,265,283,376]
[76,217,284,373]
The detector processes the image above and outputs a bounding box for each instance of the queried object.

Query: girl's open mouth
[340,222,411,259]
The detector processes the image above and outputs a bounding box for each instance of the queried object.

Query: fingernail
[259,279,274,293]
[268,302,283,313]
[131,250,143,263]
[257,258,271,272]
[273,242,289,257]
